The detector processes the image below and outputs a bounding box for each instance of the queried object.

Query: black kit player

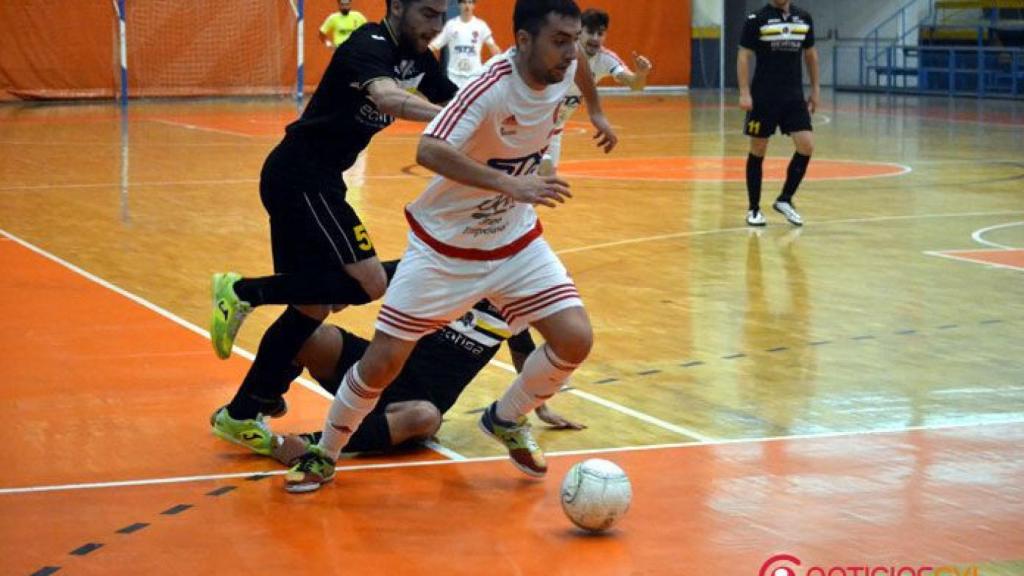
[208,0,460,454]
[738,0,819,227]
[268,298,586,466]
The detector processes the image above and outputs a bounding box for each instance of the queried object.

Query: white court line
[0,174,418,193]
[556,210,1024,256]
[150,118,257,138]
[924,250,1024,272]
[487,360,715,442]
[560,155,912,184]
[0,229,467,461]
[3,416,1022,496]
[972,221,1024,250]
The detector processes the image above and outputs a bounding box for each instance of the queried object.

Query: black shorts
[743,97,813,138]
[259,141,377,273]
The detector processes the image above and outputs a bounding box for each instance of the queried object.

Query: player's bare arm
[737,47,754,111]
[804,46,820,113]
[417,136,572,208]
[574,46,618,153]
[485,37,502,57]
[366,78,443,122]
[615,51,653,91]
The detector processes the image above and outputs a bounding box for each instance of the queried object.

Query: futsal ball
[560,458,632,532]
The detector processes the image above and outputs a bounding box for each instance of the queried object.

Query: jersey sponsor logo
[500,115,519,136]
[371,34,386,41]
[454,45,478,55]
[486,151,545,177]
[356,102,394,129]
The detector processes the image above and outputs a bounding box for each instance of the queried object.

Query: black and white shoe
[772,201,804,226]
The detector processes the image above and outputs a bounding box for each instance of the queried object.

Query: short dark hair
[513,0,581,37]
[385,0,415,15]
[580,8,609,33]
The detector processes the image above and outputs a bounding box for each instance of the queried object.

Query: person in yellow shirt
[318,0,367,48]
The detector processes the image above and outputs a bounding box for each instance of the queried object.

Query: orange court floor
[1,90,1023,575]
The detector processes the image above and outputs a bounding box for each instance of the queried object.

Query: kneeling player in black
[269,300,584,464]
[738,0,819,227]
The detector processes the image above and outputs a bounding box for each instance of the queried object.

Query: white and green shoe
[210,272,251,359]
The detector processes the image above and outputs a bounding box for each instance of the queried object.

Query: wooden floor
[1,90,1022,575]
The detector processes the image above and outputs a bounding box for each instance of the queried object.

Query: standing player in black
[738,0,819,227]
[209,0,459,455]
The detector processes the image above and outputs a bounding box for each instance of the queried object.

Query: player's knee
[548,318,593,366]
[357,266,387,301]
[294,304,331,321]
[749,139,769,157]
[406,402,442,437]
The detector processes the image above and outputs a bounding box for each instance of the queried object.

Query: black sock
[234,272,372,307]
[226,307,323,420]
[341,412,392,453]
[778,152,811,204]
[746,153,765,211]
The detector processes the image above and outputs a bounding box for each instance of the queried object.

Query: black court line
[809,340,832,346]
[206,486,236,497]
[465,407,487,414]
[637,370,661,376]
[161,504,193,515]
[116,523,148,535]
[895,329,917,335]
[980,319,1004,324]
[852,335,876,341]
[766,346,789,353]
[722,353,745,360]
[938,324,958,330]
[70,543,102,556]
[681,361,704,368]
[594,378,618,384]
[246,474,270,482]
[30,567,60,576]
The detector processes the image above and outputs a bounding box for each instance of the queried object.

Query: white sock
[496,344,578,423]
[318,362,381,459]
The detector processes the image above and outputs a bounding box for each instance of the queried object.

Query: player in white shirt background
[430,0,503,89]
[284,0,619,493]
[549,7,654,164]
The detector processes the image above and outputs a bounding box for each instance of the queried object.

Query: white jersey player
[284,0,618,494]
[429,0,502,90]
[550,8,653,164]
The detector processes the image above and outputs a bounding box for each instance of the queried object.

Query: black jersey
[401,300,535,414]
[740,4,815,101]
[283,20,457,172]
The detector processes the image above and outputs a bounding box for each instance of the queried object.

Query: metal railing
[834,42,1024,97]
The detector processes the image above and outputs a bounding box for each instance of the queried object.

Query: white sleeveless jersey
[557,47,628,127]
[412,50,577,260]
[429,16,494,81]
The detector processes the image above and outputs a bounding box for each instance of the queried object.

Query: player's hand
[502,174,572,208]
[589,112,618,154]
[739,92,753,111]
[807,91,820,114]
[632,51,653,76]
[535,403,587,430]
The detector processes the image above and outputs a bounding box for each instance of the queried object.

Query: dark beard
[341,9,350,15]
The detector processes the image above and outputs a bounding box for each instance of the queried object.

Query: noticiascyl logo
[760,554,802,576]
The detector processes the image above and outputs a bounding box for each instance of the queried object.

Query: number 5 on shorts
[354,225,373,251]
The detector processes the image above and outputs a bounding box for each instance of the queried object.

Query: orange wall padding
[471,0,691,86]
[0,0,689,101]
[0,2,117,100]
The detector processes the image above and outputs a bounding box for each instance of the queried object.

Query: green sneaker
[210,272,252,360]
[284,444,336,493]
[479,402,547,477]
[210,406,274,456]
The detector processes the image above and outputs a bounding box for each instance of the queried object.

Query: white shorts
[376,233,583,341]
